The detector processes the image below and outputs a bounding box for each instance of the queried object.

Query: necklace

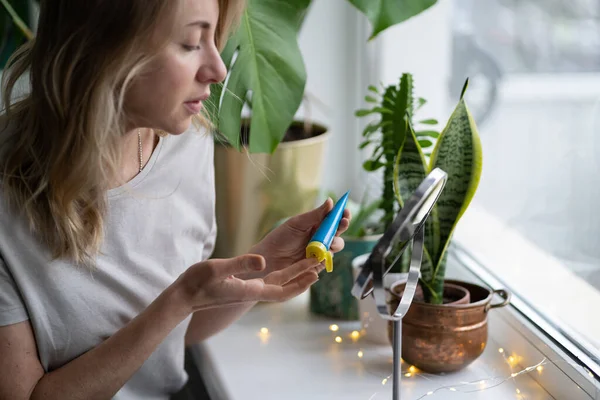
[138,129,143,173]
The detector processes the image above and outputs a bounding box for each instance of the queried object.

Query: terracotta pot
[388,279,510,373]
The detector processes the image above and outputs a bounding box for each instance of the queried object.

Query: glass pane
[449,0,600,359]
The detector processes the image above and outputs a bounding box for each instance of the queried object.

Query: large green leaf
[428,81,483,281]
[347,0,438,39]
[394,118,440,261]
[210,0,311,153]
[391,118,439,287]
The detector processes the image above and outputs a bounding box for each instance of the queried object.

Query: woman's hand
[173,254,321,314]
[248,198,352,278]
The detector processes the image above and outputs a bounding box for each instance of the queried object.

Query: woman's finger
[258,272,319,302]
[263,258,321,286]
[336,217,350,236]
[330,237,345,253]
[206,254,266,280]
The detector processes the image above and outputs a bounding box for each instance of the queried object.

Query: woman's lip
[184,100,203,114]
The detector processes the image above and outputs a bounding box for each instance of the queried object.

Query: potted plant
[357,73,511,373]
[0,1,442,262]
[206,0,439,258]
[308,191,381,320]
[308,72,441,324]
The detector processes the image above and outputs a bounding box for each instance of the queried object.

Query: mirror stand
[351,168,447,400]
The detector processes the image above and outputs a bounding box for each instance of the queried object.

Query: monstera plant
[357,74,482,304]
[206,0,438,153]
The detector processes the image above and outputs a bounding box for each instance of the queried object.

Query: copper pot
[388,279,510,373]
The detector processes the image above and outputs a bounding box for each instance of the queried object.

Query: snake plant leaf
[392,120,427,207]
[347,0,438,40]
[392,118,440,281]
[420,250,445,304]
[428,79,483,282]
[209,0,311,153]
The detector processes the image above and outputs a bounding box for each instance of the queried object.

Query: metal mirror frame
[351,167,448,318]
[350,167,447,400]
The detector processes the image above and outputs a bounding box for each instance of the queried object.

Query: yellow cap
[306,241,333,272]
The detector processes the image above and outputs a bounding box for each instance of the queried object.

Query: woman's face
[126,0,227,134]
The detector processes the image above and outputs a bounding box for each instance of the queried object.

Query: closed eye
[182,44,201,51]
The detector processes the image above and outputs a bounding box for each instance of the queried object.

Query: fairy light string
[254,324,600,399]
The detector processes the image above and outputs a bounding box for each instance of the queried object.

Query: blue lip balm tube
[305,191,349,273]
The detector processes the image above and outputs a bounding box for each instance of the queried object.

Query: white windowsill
[195,290,552,399]
[453,204,600,359]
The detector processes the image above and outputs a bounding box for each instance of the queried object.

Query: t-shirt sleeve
[0,257,29,326]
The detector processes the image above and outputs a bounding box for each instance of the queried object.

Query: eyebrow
[186,20,211,29]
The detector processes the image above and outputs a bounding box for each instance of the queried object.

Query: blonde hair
[0,0,245,266]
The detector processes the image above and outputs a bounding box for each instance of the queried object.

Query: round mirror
[351,167,448,302]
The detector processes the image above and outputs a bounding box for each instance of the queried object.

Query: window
[355,0,600,390]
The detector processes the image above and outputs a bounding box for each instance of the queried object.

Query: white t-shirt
[0,126,217,399]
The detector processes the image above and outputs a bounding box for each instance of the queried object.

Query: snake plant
[356,75,482,303]
[393,78,482,304]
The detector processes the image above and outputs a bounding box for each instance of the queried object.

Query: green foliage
[355,75,482,302]
[0,0,33,68]
[208,0,439,153]
[393,79,483,304]
[205,0,311,153]
[355,73,440,270]
[0,0,437,155]
[347,0,437,40]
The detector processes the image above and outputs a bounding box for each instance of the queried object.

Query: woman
[0,0,350,399]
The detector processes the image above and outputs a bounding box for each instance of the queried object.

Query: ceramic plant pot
[213,120,330,259]
[309,235,380,320]
[388,279,511,373]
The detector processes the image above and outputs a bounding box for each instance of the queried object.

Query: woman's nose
[197,48,227,84]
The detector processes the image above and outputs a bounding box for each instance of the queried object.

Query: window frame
[451,244,600,399]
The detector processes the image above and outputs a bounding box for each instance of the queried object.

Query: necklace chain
[138,129,143,173]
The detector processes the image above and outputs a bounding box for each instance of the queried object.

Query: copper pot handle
[486,289,511,311]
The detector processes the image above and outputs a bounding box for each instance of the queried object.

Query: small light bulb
[537,366,543,373]
[329,324,339,332]
[335,336,342,343]
[427,391,433,396]
[357,350,364,358]
[405,373,412,377]
[450,388,457,392]
[498,348,504,353]
[260,327,269,334]
[409,366,417,373]
[381,378,388,385]
[516,388,521,394]
[511,373,518,378]
[350,330,360,340]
